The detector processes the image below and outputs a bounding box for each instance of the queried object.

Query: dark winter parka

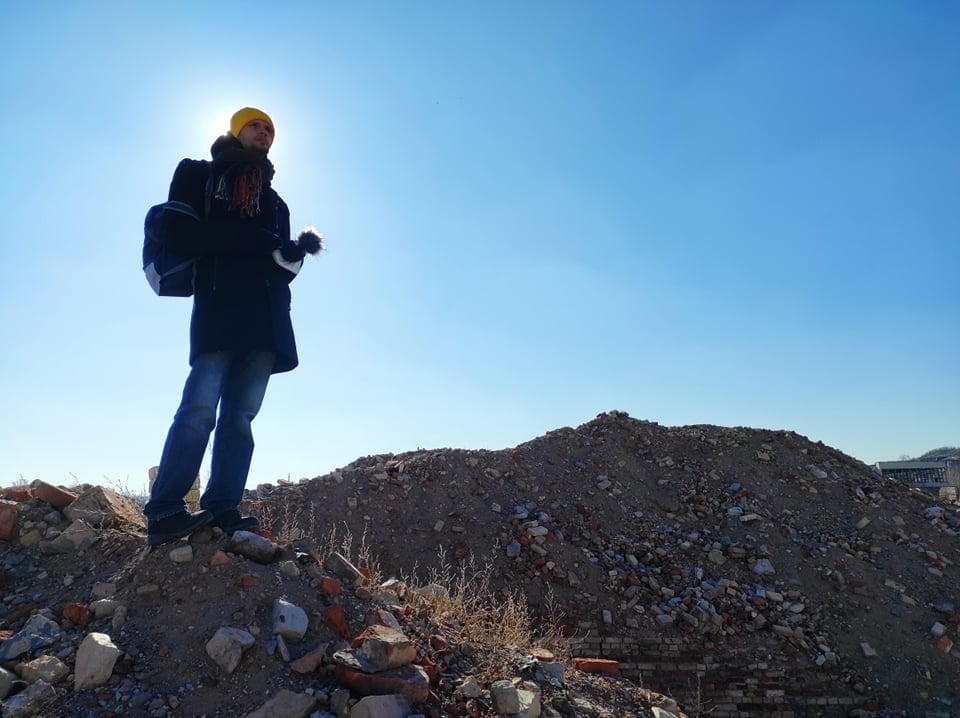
[159,135,300,373]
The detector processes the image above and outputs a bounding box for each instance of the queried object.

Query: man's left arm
[271,197,323,282]
[271,197,302,282]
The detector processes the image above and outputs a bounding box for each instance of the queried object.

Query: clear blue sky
[1,1,957,494]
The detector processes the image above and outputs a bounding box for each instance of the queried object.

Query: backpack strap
[203,163,213,220]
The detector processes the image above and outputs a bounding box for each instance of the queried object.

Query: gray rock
[459,675,481,698]
[278,560,300,577]
[0,614,63,661]
[230,531,280,564]
[751,558,775,575]
[324,552,364,584]
[537,661,565,686]
[0,666,16,700]
[1,679,57,718]
[490,679,520,714]
[330,688,351,717]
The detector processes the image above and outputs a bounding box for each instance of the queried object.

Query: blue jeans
[144,351,275,520]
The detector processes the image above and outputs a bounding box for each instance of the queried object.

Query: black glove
[296,227,324,255]
[279,240,305,262]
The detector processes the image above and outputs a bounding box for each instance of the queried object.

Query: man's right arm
[159,159,279,256]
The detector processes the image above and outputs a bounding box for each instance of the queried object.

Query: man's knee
[174,405,217,433]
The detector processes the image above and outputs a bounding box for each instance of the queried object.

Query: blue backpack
[142,200,201,297]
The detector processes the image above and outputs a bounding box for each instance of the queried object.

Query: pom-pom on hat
[230,107,275,139]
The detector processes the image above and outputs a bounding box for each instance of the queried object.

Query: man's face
[237,119,274,154]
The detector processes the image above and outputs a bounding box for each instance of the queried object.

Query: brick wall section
[570,622,867,717]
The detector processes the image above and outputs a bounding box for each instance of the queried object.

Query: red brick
[350,625,416,672]
[572,657,621,677]
[33,481,78,509]
[0,486,34,503]
[290,644,328,674]
[0,500,21,540]
[321,576,342,596]
[335,663,430,702]
[62,603,90,627]
[326,605,352,639]
[417,655,440,682]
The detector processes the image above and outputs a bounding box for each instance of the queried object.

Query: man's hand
[296,227,324,255]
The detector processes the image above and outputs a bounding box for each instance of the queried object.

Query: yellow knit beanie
[230,107,275,139]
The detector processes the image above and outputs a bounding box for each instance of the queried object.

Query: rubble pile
[2,410,959,715]
[0,480,684,717]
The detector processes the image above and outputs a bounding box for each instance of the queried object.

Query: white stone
[17,655,69,684]
[410,583,449,599]
[349,694,413,718]
[516,683,542,717]
[362,633,417,672]
[205,627,255,674]
[58,521,98,550]
[90,599,122,618]
[246,689,319,718]
[75,632,121,690]
[168,545,193,563]
[272,599,308,641]
[91,581,117,598]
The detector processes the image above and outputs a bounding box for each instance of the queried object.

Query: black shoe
[211,509,260,535]
[147,510,213,546]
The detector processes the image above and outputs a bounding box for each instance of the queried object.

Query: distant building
[876,456,960,488]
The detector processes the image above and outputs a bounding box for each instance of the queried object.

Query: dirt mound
[2,410,958,716]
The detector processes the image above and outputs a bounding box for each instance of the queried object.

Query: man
[144,107,321,546]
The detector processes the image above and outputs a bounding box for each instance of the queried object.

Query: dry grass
[314,523,383,587]
[409,548,569,680]
[251,497,385,587]
[246,494,569,680]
